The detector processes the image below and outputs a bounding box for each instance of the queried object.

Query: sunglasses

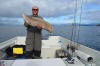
[32,9,38,11]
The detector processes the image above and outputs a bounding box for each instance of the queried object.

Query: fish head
[22,13,31,23]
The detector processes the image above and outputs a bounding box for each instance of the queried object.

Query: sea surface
[0,25,100,51]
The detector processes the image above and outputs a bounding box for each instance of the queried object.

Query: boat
[0,36,100,66]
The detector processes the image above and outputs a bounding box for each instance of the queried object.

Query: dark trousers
[25,30,42,58]
[25,50,41,59]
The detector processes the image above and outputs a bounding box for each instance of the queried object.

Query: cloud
[92,0,100,4]
[84,10,100,24]
[0,0,100,24]
[0,17,22,25]
[0,0,81,17]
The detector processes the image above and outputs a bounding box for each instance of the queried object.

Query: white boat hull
[0,36,100,66]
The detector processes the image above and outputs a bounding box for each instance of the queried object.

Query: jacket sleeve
[24,21,30,27]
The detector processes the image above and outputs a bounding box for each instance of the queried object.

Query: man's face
[32,8,38,15]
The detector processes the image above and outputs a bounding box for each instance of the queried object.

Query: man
[24,6,43,59]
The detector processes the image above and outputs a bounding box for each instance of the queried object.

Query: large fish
[22,13,52,33]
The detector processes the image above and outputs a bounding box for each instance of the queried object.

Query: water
[0,25,100,51]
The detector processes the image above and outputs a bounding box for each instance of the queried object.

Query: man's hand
[36,25,42,29]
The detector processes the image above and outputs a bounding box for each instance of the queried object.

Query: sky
[0,0,100,25]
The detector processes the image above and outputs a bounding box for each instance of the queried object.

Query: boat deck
[1,58,85,66]
[0,36,100,66]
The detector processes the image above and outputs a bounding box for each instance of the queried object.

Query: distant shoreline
[97,24,100,26]
[0,23,100,26]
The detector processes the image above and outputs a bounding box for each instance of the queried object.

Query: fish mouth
[22,13,28,22]
[22,13,26,19]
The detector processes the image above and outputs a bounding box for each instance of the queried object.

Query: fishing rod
[76,0,83,49]
[68,0,84,57]
[68,0,78,57]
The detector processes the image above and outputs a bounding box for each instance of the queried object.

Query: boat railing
[0,37,17,50]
